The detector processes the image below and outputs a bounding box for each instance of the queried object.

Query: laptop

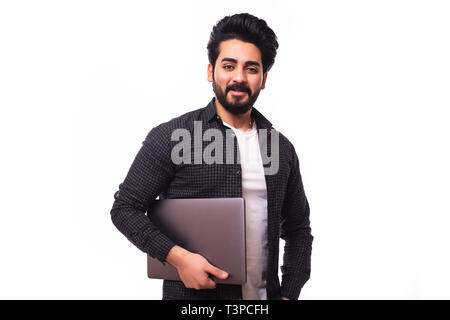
[147,197,246,285]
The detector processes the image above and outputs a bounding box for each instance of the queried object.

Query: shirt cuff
[148,233,177,264]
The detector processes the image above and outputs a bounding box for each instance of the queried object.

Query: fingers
[193,265,228,290]
[189,274,217,290]
[180,272,215,290]
[189,265,228,290]
[176,252,229,290]
[206,264,229,280]
[204,277,217,290]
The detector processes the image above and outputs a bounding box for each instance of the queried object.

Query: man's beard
[212,80,261,115]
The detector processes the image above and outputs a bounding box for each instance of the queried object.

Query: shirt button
[236,170,241,175]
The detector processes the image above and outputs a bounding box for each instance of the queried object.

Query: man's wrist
[166,245,190,269]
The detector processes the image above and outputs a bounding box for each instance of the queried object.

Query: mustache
[226,83,251,94]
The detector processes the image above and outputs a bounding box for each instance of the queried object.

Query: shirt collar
[200,97,273,130]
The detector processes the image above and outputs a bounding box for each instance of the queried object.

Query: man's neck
[214,98,253,131]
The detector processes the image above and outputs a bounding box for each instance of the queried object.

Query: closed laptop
[147,197,246,285]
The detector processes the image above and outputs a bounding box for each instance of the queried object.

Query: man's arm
[279,146,313,300]
[110,126,177,262]
[110,126,228,289]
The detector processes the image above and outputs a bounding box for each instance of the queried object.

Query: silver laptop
[147,197,246,285]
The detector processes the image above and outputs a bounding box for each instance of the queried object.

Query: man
[111,13,313,300]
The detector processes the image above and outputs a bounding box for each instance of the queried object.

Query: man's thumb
[207,265,228,279]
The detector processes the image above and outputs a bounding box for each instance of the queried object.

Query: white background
[1,0,449,299]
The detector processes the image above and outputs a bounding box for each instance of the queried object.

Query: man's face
[208,39,267,115]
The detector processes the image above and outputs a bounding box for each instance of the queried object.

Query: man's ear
[207,64,214,82]
[261,72,268,90]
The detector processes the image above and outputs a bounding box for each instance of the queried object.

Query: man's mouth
[228,89,248,96]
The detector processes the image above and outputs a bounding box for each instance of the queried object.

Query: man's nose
[231,66,247,83]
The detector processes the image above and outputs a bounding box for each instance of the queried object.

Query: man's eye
[248,68,258,73]
[223,65,233,70]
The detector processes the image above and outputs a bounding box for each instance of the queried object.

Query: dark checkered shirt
[110,97,313,300]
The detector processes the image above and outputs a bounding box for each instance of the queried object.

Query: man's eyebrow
[221,58,261,68]
[221,58,237,64]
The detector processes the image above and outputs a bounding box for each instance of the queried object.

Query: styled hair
[207,13,279,74]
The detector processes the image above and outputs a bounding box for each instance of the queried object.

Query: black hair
[207,13,279,74]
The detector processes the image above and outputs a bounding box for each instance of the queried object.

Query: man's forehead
[217,39,262,63]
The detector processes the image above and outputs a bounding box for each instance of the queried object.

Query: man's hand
[166,245,229,290]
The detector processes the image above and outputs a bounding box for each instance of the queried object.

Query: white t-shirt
[222,119,269,300]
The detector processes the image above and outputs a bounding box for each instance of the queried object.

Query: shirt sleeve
[280,145,313,300]
[110,125,177,263]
